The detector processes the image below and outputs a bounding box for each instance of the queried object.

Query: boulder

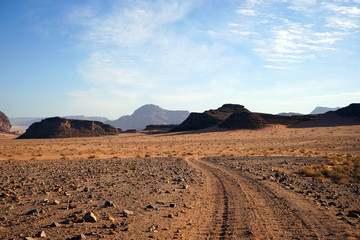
[0,111,11,132]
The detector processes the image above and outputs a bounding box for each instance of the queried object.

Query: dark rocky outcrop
[0,111,11,132]
[171,104,314,132]
[219,112,267,129]
[17,117,121,139]
[106,104,189,131]
[172,104,252,131]
[335,103,360,117]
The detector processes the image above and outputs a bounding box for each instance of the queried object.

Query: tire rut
[186,157,355,239]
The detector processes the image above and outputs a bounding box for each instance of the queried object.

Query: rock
[25,209,39,215]
[168,213,174,218]
[182,185,189,189]
[24,237,35,240]
[0,111,11,132]
[68,203,77,209]
[35,231,46,238]
[347,210,360,218]
[123,209,134,217]
[83,211,97,222]
[53,199,60,205]
[146,204,154,209]
[73,234,86,240]
[169,203,176,208]
[104,200,115,207]
[50,222,60,227]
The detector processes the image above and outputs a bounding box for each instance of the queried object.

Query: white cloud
[236,9,256,16]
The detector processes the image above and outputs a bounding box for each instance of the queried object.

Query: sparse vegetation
[300,156,360,184]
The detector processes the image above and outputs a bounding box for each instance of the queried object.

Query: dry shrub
[300,156,360,184]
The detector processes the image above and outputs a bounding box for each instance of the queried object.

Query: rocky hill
[0,111,11,132]
[17,117,121,139]
[106,104,189,130]
[171,104,313,132]
[172,104,260,131]
[335,103,360,117]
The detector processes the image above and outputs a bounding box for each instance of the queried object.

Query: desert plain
[0,124,360,239]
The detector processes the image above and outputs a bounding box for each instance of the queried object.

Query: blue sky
[1,0,359,119]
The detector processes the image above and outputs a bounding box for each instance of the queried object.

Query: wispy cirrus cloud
[228,0,360,69]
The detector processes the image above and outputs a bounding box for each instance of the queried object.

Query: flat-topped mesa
[171,104,250,131]
[17,117,121,139]
[0,111,11,132]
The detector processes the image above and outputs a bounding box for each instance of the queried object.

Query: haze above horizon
[1,0,359,119]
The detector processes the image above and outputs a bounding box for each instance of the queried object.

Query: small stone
[24,237,35,240]
[75,234,86,240]
[83,211,97,222]
[168,213,174,218]
[123,209,134,216]
[25,209,39,215]
[83,187,89,192]
[50,222,60,227]
[148,225,156,232]
[146,204,154,209]
[182,185,189,189]
[347,210,360,219]
[53,199,60,205]
[69,204,77,209]
[169,203,176,208]
[35,231,46,238]
[105,200,115,207]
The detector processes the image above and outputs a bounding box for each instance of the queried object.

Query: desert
[1,119,360,239]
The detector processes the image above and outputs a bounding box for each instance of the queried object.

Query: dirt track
[0,156,359,239]
[186,157,359,239]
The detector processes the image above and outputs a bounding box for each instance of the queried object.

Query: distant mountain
[277,112,303,117]
[310,106,340,115]
[106,104,190,130]
[18,117,121,139]
[10,115,109,127]
[0,111,11,132]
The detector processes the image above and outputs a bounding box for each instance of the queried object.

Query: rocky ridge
[171,104,312,132]
[17,117,121,139]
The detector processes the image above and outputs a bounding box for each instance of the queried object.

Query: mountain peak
[107,104,189,130]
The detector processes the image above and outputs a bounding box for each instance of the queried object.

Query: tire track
[186,157,354,239]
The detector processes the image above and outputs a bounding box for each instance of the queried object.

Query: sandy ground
[1,124,360,161]
[0,124,360,239]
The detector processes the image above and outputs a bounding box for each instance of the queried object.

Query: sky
[1,0,360,119]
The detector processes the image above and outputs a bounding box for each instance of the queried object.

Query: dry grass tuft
[300,156,360,184]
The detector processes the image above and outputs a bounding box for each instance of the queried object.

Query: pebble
[51,221,61,227]
[168,213,174,218]
[25,209,39,215]
[104,200,115,207]
[123,209,134,216]
[83,211,97,222]
[53,199,60,205]
[35,231,46,238]
[169,203,176,208]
